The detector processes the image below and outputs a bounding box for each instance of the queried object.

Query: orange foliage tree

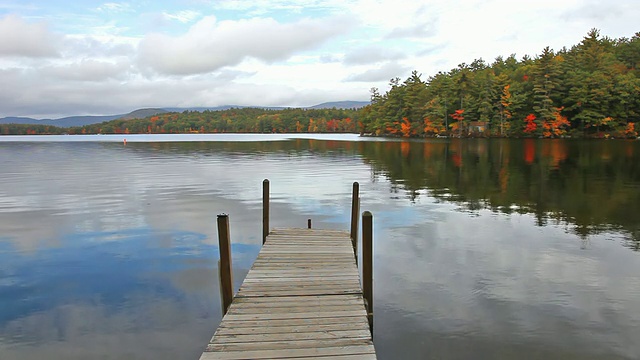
[423,117,443,135]
[400,117,413,137]
[624,122,638,138]
[541,107,570,137]
[386,118,415,137]
[386,122,399,135]
[499,84,512,136]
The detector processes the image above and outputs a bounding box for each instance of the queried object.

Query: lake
[1,134,639,359]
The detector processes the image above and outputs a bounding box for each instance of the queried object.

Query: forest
[361,29,640,138]
[1,29,638,138]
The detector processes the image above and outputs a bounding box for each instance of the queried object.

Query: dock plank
[200,228,376,359]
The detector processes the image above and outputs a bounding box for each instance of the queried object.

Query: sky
[0,0,638,119]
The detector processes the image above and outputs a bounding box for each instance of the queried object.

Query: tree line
[361,29,640,138]
[0,107,360,135]
[1,29,638,138]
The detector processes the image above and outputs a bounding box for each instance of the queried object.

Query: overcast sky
[0,0,638,118]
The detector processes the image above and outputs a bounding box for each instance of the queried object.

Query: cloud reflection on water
[374,209,640,359]
[0,227,260,360]
[1,138,640,359]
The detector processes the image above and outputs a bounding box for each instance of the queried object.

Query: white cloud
[231,59,369,105]
[63,35,136,58]
[162,10,201,23]
[415,43,448,57]
[319,54,339,63]
[343,46,406,65]
[137,15,350,75]
[0,14,61,58]
[346,0,440,33]
[386,21,437,39]
[345,62,410,82]
[41,59,130,82]
[211,0,345,15]
[97,2,133,13]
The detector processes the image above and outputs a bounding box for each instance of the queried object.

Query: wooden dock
[200,227,376,359]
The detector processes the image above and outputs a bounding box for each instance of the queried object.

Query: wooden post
[217,214,233,316]
[262,179,269,245]
[216,260,224,315]
[362,211,373,333]
[350,182,360,264]
[307,219,312,229]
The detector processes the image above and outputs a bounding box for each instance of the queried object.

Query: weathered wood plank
[217,315,369,328]
[236,289,362,297]
[207,338,373,352]
[227,305,365,316]
[238,285,363,293]
[230,305,365,312]
[270,228,350,234]
[201,228,376,359]
[254,254,354,258]
[241,278,362,285]
[200,345,375,360]
[239,284,363,291]
[249,264,355,268]
[298,355,377,360]
[222,310,367,321]
[245,273,356,278]
[243,275,360,280]
[230,294,363,303]
[241,282,362,288]
[213,322,370,336]
[211,330,372,344]
[238,284,361,291]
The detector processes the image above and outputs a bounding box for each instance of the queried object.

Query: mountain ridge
[0,101,370,127]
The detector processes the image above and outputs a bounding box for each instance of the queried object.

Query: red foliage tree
[450,109,465,135]
[326,119,337,132]
[345,117,353,132]
[523,114,537,134]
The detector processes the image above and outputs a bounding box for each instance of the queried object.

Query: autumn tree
[498,83,512,136]
[523,113,538,135]
[541,107,570,137]
[450,109,465,136]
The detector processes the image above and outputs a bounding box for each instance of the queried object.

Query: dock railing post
[262,179,269,245]
[217,214,233,316]
[350,182,360,264]
[362,210,373,333]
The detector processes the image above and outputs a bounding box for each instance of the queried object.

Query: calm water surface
[0,135,639,359]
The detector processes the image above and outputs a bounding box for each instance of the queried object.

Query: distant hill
[307,101,369,109]
[0,109,165,127]
[163,101,369,112]
[118,108,168,120]
[163,105,287,112]
[0,117,44,125]
[0,115,122,127]
[0,101,370,127]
